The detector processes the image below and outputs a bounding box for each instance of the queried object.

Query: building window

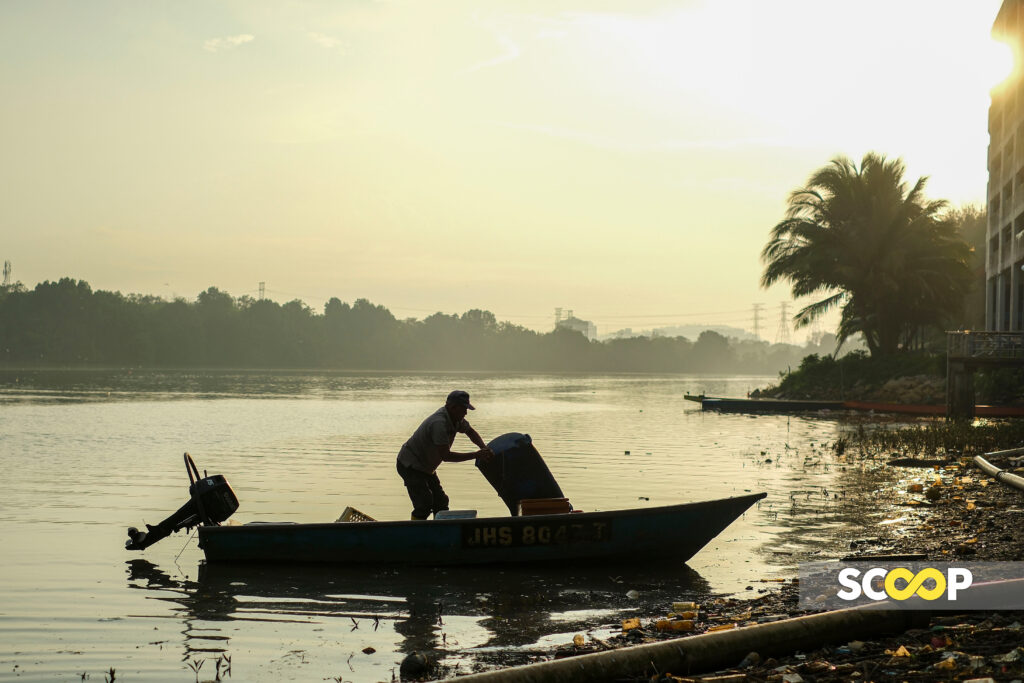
[1003,269,1012,331]
[1017,264,1024,330]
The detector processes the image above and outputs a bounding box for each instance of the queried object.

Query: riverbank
[648,453,1023,681]
[752,351,1024,407]
[631,448,1024,682]
[448,447,1024,682]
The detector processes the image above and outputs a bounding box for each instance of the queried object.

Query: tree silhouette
[0,278,854,373]
[762,153,972,356]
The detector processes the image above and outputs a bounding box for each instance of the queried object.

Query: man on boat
[396,390,492,520]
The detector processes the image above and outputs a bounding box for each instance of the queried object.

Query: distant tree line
[0,278,835,373]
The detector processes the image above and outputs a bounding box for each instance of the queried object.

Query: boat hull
[843,400,1024,417]
[693,396,1024,418]
[699,397,845,413]
[198,493,765,565]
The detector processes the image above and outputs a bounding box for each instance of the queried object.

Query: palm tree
[761,153,972,357]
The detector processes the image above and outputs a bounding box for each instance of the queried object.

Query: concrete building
[988,1,1024,330]
[555,309,597,340]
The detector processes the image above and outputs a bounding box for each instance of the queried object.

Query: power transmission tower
[752,303,764,340]
[776,302,792,344]
[259,282,265,300]
[2,261,9,287]
[809,314,824,344]
[554,307,563,328]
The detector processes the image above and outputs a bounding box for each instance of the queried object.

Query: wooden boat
[689,396,1024,418]
[844,400,1024,418]
[696,396,845,413]
[125,442,765,567]
[197,493,766,565]
[842,400,945,416]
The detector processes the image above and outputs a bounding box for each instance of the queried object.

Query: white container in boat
[434,509,478,520]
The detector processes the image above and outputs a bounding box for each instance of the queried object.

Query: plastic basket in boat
[336,506,376,523]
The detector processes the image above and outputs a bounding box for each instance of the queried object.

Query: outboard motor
[125,453,239,551]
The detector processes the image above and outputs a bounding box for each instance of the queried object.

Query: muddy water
[0,370,905,682]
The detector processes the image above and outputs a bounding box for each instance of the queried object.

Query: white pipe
[441,604,927,683]
[443,580,1024,683]
[974,454,1024,492]
[980,446,1024,459]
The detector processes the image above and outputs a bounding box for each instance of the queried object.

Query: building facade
[989,0,1024,331]
[556,316,596,341]
[554,308,597,340]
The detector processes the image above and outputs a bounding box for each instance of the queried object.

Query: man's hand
[477,446,494,462]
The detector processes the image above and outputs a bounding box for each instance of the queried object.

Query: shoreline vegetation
[0,277,839,375]
[756,351,1024,407]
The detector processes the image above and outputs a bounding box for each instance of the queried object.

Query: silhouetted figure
[396,390,492,520]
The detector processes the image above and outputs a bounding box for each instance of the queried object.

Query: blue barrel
[477,433,566,516]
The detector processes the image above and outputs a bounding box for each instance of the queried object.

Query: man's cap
[446,390,475,410]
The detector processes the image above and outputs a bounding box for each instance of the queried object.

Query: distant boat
[688,395,1024,418]
[843,401,1024,418]
[694,396,845,413]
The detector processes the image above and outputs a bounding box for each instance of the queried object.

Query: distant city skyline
[1,1,1007,338]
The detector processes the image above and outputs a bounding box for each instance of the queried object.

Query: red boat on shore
[843,400,1024,418]
[686,394,1024,418]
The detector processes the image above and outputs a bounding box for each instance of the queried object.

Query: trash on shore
[655,618,694,632]
[621,617,641,632]
[533,444,1024,683]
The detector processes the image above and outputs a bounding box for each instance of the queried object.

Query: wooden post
[946,361,975,421]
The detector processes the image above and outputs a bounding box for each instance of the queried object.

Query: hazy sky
[0,0,1010,339]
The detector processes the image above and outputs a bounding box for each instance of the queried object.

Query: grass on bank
[844,420,1024,458]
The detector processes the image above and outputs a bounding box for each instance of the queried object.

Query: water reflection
[126,558,711,669]
[126,560,240,658]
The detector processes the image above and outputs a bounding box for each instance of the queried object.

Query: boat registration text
[462,520,611,548]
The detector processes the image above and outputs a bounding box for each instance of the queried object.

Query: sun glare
[988,39,1015,88]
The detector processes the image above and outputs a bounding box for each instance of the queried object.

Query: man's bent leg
[426,472,449,515]
[397,462,433,520]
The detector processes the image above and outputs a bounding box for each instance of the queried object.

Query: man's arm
[435,420,492,463]
[436,423,492,463]
[463,424,488,451]
[436,443,490,463]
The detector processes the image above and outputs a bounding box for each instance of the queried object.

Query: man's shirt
[397,406,470,473]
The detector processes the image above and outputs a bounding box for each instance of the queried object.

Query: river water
[0,370,899,682]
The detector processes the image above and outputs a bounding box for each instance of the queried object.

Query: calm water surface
[0,371,900,682]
